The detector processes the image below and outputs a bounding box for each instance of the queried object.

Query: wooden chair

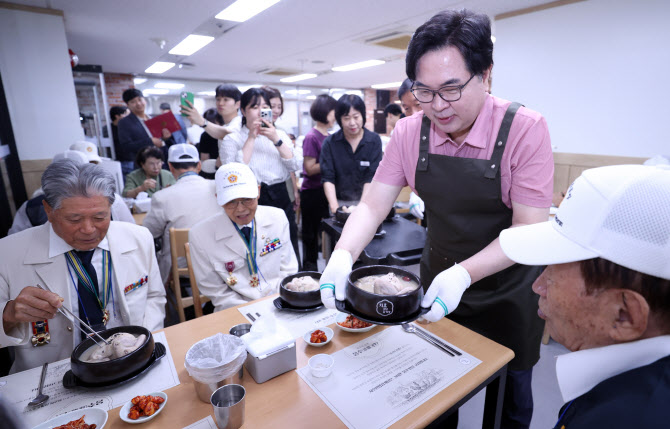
[395,186,421,225]
[169,228,209,322]
[184,242,208,317]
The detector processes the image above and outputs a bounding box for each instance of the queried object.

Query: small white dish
[308,354,334,377]
[32,407,108,429]
[335,312,376,333]
[119,391,168,424]
[303,327,334,347]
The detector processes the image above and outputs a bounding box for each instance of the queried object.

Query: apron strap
[484,102,522,179]
[417,114,431,172]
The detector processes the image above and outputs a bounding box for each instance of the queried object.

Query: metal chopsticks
[415,325,462,356]
[36,284,110,346]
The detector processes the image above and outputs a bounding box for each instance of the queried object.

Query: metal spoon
[28,363,49,406]
[401,323,455,356]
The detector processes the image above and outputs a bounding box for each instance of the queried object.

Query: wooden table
[106,296,513,429]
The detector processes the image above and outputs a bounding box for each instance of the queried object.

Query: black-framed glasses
[411,73,476,103]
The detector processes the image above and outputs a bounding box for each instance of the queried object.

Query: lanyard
[233,220,258,276]
[178,171,198,180]
[65,249,115,317]
[553,400,574,429]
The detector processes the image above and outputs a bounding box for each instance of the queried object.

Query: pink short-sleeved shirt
[374,94,554,208]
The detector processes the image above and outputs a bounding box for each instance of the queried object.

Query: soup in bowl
[280,271,322,308]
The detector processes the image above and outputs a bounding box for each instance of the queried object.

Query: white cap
[215,162,258,206]
[52,150,89,165]
[500,164,670,280]
[168,143,199,163]
[70,141,102,163]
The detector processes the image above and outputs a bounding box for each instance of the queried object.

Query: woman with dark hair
[122,146,175,198]
[198,108,224,163]
[221,88,301,265]
[319,94,382,214]
[300,94,337,271]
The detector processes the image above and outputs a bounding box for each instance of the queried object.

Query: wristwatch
[274,139,283,147]
[200,119,208,129]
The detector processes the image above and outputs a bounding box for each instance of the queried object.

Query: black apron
[415,104,543,370]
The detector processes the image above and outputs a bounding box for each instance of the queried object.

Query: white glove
[409,192,425,220]
[420,264,471,323]
[319,249,353,309]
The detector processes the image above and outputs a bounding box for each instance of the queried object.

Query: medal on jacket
[31,320,51,346]
[65,249,115,326]
[225,261,237,286]
[233,220,262,288]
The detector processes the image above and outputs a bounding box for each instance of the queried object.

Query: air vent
[361,29,414,51]
[256,68,301,76]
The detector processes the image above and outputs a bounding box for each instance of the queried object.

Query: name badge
[360,161,370,167]
[125,275,148,294]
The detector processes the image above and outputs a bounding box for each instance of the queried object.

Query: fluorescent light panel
[169,34,215,56]
[145,62,175,74]
[133,78,147,85]
[280,73,317,83]
[371,81,402,89]
[143,89,169,95]
[306,95,317,100]
[285,89,311,95]
[332,59,385,72]
[198,91,216,96]
[215,0,280,22]
[154,82,184,89]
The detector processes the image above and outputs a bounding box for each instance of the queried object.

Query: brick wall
[105,73,134,107]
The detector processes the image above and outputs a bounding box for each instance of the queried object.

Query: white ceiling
[13,0,556,90]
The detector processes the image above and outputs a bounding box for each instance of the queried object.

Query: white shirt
[48,225,122,328]
[556,335,670,402]
[220,125,299,185]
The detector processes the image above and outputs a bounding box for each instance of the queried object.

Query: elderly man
[189,162,298,311]
[500,165,670,428]
[143,144,221,282]
[0,159,166,373]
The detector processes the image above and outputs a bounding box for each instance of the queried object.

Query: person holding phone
[220,88,301,266]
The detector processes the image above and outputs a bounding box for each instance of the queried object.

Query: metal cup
[211,384,245,429]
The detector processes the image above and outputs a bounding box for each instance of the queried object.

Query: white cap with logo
[215,162,259,206]
[500,164,670,280]
[70,141,102,163]
[168,143,199,163]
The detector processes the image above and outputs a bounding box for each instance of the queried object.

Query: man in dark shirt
[109,105,129,165]
[319,94,382,213]
[117,88,175,176]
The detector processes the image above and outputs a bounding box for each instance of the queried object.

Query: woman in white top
[221,88,301,266]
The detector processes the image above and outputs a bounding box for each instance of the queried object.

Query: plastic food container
[245,340,296,384]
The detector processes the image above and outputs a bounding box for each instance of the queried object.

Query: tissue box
[245,341,296,384]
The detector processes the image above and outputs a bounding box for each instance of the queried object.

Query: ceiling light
[306,95,316,100]
[371,81,402,89]
[198,91,216,96]
[133,78,147,85]
[143,89,169,95]
[332,60,385,72]
[280,73,317,83]
[154,82,184,89]
[145,62,175,74]
[285,89,311,95]
[215,0,280,22]
[345,90,363,96]
[169,35,215,56]
[238,85,261,93]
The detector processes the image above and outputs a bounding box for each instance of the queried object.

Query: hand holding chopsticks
[35,284,110,346]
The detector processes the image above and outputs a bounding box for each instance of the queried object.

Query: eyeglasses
[223,198,256,209]
[411,73,476,103]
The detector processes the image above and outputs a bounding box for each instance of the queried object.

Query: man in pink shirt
[320,9,553,429]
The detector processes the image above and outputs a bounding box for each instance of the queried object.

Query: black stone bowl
[70,325,154,385]
[345,265,423,324]
[280,271,322,308]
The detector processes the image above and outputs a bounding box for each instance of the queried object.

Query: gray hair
[42,159,116,209]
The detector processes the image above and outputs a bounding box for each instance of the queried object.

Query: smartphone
[180,91,194,116]
[260,108,273,127]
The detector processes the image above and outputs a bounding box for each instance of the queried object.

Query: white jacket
[189,205,298,311]
[0,222,166,373]
[143,174,222,281]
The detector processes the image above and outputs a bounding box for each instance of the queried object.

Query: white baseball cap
[215,162,259,206]
[70,141,102,163]
[168,143,199,163]
[500,164,670,280]
[52,150,88,165]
